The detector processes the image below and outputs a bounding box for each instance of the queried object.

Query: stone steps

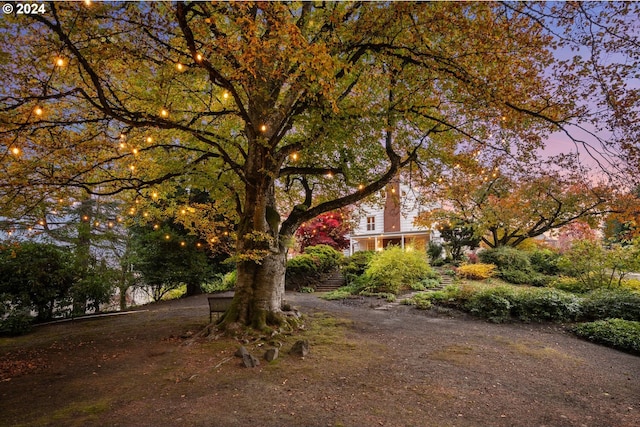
[315,270,346,292]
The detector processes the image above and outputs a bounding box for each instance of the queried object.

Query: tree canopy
[1,1,638,331]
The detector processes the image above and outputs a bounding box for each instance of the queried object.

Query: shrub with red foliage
[295,211,350,251]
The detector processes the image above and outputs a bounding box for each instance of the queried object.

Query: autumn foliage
[295,211,350,252]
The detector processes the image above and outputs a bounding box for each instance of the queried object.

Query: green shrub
[362,246,433,294]
[513,288,581,322]
[342,251,375,284]
[581,289,640,321]
[161,285,186,300]
[303,245,343,272]
[528,249,561,275]
[320,285,359,301]
[456,263,496,280]
[548,276,591,294]
[221,270,237,289]
[427,241,444,262]
[479,246,532,273]
[573,319,640,354]
[0,309,33,336]
[498,268,531,285]
[465,286,515,323]
[286,254,320,276]
[405,292,432,310]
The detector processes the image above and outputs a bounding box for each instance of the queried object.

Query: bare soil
[1,293,638,427]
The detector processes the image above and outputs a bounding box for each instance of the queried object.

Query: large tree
[1,2,638,331]
[417,165,612,248]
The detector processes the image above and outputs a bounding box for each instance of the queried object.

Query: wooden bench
[207,295,234,323]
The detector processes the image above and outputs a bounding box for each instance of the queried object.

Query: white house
[348,179,440,255]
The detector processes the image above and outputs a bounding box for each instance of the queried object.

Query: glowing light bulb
[151,192,158,199]
[55,57,65,67]
[11,147,20,155]
[132,148,138,155]
[176,63,184,71]
[160,108,169,118]
[165,234,171,240]
[180,241,186,247]
[222,91,229,99]
[180,209,186,215]
[153,224,160,230]
[34,107,43,116]
[291,152,298,161]
[82,215,89,221]
[84,0,91,5]
[146,136,153,143]
[120,133,126,140]
[195,53,203,62]
[119,142,126,149]
[94,221,100,227]
[129,165,135,171]
[358,184,364,190]
[260,124,267,132]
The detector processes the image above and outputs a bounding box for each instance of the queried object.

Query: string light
[291,152,298,161]
[132,148,138,155]
[165,234,171,240]
[119,142,126,149]
[176,63,184,71]
[34,106,43,116]
[260,124,267,132]
[180,241,186,247]
[160,108,169,118]
[55,57,65,67]
[195,53,203,62]
[146,136,153,143]
[222,91,229,100]
[84,0,92,5]
[180,209,186,215]
[11,147,20,155]
[358,184,364,190]
[151,192,158,199]
[129,165,135,171]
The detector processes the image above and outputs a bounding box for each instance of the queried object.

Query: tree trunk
[221,248,288,332]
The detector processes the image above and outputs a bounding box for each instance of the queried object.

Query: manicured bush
[573,319,640,354]
[465,286,516,323]
[456,263,496,280]
[479,246,532,273]
[362,246,433,294]
[303,244,344,272]
[286,254,320,276]
[513,288,581,322]
[581,289,640,321]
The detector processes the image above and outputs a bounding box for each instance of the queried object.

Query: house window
[366,216,376,231]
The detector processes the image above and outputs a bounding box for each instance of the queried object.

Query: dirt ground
[0,292,638,427]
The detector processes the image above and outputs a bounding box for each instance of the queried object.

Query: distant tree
[295,211,350,252]
[556,221,598,253]
[418,167,611,249]
[0,242,75,321]
[129,221,220,301]
[437,222,481,263]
